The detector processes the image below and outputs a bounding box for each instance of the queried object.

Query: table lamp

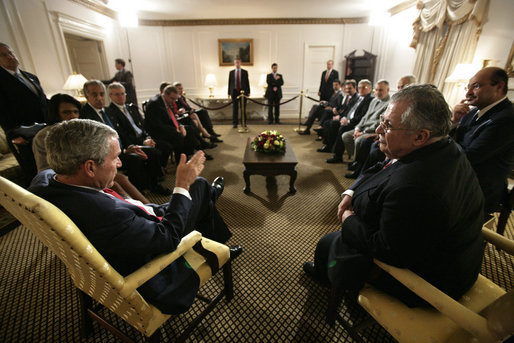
[63,73,88,97]
[204,74,217,98]
[259,73,267,95]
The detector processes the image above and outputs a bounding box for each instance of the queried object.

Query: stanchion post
[293,90,304,132]
[238,91,249,133]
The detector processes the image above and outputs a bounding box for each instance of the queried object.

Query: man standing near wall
[265,63,284,124]
[228,57,250,128]
[318,60,339,101]
[104,58,138,106]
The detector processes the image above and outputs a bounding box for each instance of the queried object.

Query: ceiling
[101,0,412,21]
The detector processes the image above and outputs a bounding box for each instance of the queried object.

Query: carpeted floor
[0,123,513,342]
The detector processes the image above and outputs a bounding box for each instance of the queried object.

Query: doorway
[302,44,336,114]
[64,33,109,80]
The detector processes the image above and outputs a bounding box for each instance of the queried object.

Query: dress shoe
[298,129,310,135]
[151,184,171,196]
[315,136,322,141]
[326,156,343,164]
[275,121,280,124]
[201,142,217,149]
[212,132,222,137]
[345,171,359,179]
[313,127,323,133]
[348,161,359,171]
[303,262,317,280]
[268,121,273,125]
[229,245,243,260]
[233,124,238,128]
[204,153,214,160]
[210,136,223,143]
[317,145,331,153]
[211,176,224,199]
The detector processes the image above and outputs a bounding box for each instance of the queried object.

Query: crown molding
[388,0,417,16]
[139,17,368,26]
[68,0,117,19]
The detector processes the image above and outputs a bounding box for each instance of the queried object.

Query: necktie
[236,69,240,91]
[325,70,330,82]
[382,159,393,169]
[167,105,179,129]
[100,109,113,127]
[123,106,143,136]
[345,96,351,105]
[103,188,162,220]
[15,72,37,95]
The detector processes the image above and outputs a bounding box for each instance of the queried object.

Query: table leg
[243,169,251,194]
[288,169,297,194]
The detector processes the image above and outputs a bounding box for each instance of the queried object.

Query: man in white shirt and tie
[318,60,339,101]
[228,57,250,128]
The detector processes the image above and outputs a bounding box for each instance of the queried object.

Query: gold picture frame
[505,41,514,77]
[218,39,253,66]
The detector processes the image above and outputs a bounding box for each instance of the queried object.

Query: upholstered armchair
[0,176,233,342]
[329,218,514,343]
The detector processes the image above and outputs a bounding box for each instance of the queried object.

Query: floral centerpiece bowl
[251,130,286,154]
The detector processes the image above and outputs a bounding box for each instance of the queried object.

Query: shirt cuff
[173,187,192,200]
[342,189,354,198]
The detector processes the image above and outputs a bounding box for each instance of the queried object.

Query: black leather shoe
[151,184,171,196]
[212,132,222,137]
[345,171,359,179]
[348,161,359,171]
[298,129,310,135]
[212,176,224,199]
[326,156,343,163]
[233,124,238,128]
[303,262,317,280]
[210,136,223,143]
[204,154,214,160]
[317,145,330,153]
[268,121,273,124]
[313,127,323,133]
[275,121,280,124]
[202,142,217,149]
[229,245,243,260]
[315,136,323,141]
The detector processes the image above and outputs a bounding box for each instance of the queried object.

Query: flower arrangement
[251,130,286,154]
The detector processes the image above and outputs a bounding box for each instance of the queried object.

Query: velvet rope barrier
[185,97,236,110]
[245,95,300,107]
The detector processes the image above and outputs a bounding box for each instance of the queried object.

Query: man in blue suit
[452,67,514,213]
[29,119,242,314]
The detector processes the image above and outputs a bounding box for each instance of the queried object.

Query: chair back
[0,176,157,334]
[142,100,148,115]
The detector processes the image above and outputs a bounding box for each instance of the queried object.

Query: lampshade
[63,73,88,91]
[204,74,217,87]
[445,64,480,83]
[258,73,267,87]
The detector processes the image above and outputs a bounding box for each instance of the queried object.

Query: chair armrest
[482,228,514,255]
[373,259,498,343]
[122,231,203,294]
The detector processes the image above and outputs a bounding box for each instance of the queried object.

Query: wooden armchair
[0,176,233,342]
[330,220,514,343]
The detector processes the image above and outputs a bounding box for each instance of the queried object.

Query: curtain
[410,0,489,103]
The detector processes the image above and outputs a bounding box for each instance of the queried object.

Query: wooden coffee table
[242,138,298,194]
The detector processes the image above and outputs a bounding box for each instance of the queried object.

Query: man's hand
[126,145,148,160]
[318,91,321,97]
[340,117,348,126]
[353,130,363,139]
[177,125,187,136]
[452,99,470,124]
[341,209,354,223]
[332,108,338,114]
[178,108,186,115]
[11,136,29,145]
[332,115,340,121]
[143,138,156,147]
[337,195,353,222]
[175,151,206,190]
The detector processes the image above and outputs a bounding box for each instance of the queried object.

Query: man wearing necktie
[318,60,339,101]
[304,85,485,308]
[265,63,284,124]
[81,80,169,195]
[0,42,48,182]
[451,67,514,213]
[228,57,250,128]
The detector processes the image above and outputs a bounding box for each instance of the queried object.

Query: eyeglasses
[378,115,416,134]
[464,81,498,91]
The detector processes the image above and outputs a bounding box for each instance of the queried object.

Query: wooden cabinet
[344,50,377,84]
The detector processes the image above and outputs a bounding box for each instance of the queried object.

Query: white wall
[1,0,511,118]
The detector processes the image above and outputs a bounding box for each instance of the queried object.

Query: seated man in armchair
[29,119,242,314]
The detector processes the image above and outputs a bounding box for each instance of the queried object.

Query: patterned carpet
[0,123,512,342]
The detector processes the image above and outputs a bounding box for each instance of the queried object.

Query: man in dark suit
[228,57,250,128]
[265,63,284,124]
[318,60,339,101]
[80,80,169,195]
[106,82,172,168]
[326,79,374,163]
[0,42,48,181]
[452,67,514,213]
[304,85,485,307]
[299,80,343,135]
[28,119,241,315]
[103,58,138,106]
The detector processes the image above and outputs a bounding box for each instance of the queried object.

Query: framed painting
[218,39,253,66]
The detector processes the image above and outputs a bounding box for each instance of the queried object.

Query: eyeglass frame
[464,81,498,92]
[378,114,421,134]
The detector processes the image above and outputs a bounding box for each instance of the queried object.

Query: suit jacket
[144,95,182,143]
[29,170,230,314]
[345,93,373,130]
[0,67,47,134]
[355,95,390,133]
[106,69,138,105]
[106,102,148,147]
[265,73,283,100]
[337,92,359,113]
[328,138,484,306]
[454,98,514,212]
[228,69,250,99]
[319,69,339,101]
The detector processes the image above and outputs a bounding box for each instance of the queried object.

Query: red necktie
[346,96,351,105]
[103,188,163,221]
[325,70,329,82]
[382,160,393,169]
[236,69,240,91]
[167,105,179,129]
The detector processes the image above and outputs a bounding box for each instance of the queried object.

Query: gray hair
[358,79,372,87]
[45,119,118,175]
[83,80,105,96]
[107,82,125,93]
[172,81,182,87]
[376,79,389,87]
[401,74,417,85]
[392,84,451,138]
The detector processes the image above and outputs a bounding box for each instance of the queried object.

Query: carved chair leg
[78,290,94,338]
